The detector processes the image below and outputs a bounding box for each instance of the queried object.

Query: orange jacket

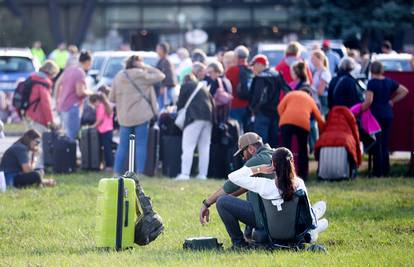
[315,106,362,166]
[278,91,325,132]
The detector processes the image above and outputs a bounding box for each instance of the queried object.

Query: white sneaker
[195,175,207,180]
[312,201,327,220]
[175,174,190,181]
[308,218,329,243]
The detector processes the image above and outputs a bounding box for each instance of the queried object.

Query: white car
[371,53,414,72]
[255,43,309,68]
[90,51,159,91]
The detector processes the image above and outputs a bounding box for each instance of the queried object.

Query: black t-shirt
[368,77,399,119]
[0,142,29,173]
[328,72,363,109]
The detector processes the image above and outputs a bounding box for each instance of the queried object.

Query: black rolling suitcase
[159,112,181,162]
[53,136,77,173]
[144,125,160,177]
[161,135,198,177]
[80,128,101,170]
[42,130,58,167]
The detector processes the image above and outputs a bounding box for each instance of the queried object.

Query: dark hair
[382,41,392,50]
[16,129,41,147]
[157,42,170,54]
[89,93,113,116]
[125,55,143,69]
[97,85,110,96]
[79,51,92,63]
[292,61,309,83]
[370,61,384,75]
[272,147,296,201]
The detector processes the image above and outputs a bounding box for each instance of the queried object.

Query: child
[90,93,114,172]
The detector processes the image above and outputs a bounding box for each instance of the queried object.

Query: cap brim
[233,148,243,157]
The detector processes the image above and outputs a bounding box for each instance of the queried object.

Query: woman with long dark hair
[0,129,56,189]
[216,147,328,249]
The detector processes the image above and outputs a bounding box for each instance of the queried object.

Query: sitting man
[199,132,274,248]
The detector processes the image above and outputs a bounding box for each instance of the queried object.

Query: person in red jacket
[26,60,60,169]
[275,42,313,85]
[225,45,251,132]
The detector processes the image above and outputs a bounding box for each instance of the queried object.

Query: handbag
[174,82,203,130]
[124,71,158,124]
[213,78,233,106]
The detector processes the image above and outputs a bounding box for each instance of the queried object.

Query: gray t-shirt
[0,142,29,173]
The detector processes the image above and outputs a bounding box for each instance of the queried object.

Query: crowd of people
[0,39,410,189]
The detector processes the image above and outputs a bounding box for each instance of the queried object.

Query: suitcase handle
[128,134,135,172]
[124,200,129,227]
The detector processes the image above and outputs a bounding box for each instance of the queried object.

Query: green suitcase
[96,135,139,250]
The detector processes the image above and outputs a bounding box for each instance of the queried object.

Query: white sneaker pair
[309,218,329,243]
[312,201,327,220]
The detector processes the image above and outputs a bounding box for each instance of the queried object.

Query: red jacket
[315,106,362,166]
[26,73,54,127]
[275,57,313,85]
[225,59,249,109]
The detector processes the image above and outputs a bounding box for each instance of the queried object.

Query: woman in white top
[216,147,328,249]
[310,50,331,116]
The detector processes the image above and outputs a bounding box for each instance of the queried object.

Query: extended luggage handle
[128,134,135,173]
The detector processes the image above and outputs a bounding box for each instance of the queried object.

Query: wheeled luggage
[144,125,159,177]
[80,127,101,170]
[161,135,198,177]
[42,130,58,167]
[96,135,137,250]
[317,146,350,180]
[52,136,77,173]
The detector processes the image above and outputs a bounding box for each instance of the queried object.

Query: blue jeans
[61,105,81,140]
[157,87,174,110]
[99,131,114,168]
[253,112,279,147]
[216,195,257,246]
[229,107,249,133]
[114,122,149,174]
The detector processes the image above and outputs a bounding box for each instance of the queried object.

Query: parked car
[371,53,414,72]
[93,51,158,90]
[301,40,348,58]
[254,43,309,68]
[0,48,39,92]
[86,51,112,90]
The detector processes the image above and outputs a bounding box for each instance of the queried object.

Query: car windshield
[91,56,106,72]
[0,56,35,73]
[379,59,413,72]
[102,55,158,78]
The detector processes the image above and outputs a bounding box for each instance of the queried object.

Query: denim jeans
[157,87,175,110]
[114,122,149,174]
[253,112,279,148]
[61,105,81,140]
[229,107,250,133]
[216,195,257,246]
[99,131,114,168]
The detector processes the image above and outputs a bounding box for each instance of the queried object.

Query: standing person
[0,91,9,123]
[278,86,325,180]
[321,40,340,77]
[206,61,233,123]
[249,54,289,147]
[289,61,310,90]
[328,57,363,109]
[366,61,408,177]
[0,130,56,189]
[65,45,79,68]
[49,42,69,71]
[310,50,331,116]
[175,74,214,180]
[155,42,177,109]
[225,45,251,132]
[56,51,93,140]
[110,55,164,175]
[381,41,397,54]
[191,62,207,82]
[31,41,46,64]
[223,51,237,73]
[25,60,60,169]
[176,48,192,82]
[89,93,114,172]
[275,42,313,85]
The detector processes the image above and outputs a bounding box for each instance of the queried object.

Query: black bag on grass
[183,237,223,250]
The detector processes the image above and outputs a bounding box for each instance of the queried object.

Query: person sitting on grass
[0,129,56,189]
[217,147,328,249]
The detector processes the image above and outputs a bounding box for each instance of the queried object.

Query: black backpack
[236,65,253,100]
[12,77,48,117]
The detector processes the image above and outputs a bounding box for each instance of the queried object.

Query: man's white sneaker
[312,201,327,220]
[307,218,329,243]
[195,175,207,180]
[175,174,190,181]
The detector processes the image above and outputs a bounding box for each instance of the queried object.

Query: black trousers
[281,124,309,180]
[13,172,42,188]
[372,117,392,177]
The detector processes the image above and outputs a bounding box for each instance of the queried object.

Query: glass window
[0,57,35,73]
[217,8,250,25]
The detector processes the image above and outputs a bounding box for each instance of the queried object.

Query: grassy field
[0,172,413,267]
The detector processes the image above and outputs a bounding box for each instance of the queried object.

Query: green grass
[0,173,413,266]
